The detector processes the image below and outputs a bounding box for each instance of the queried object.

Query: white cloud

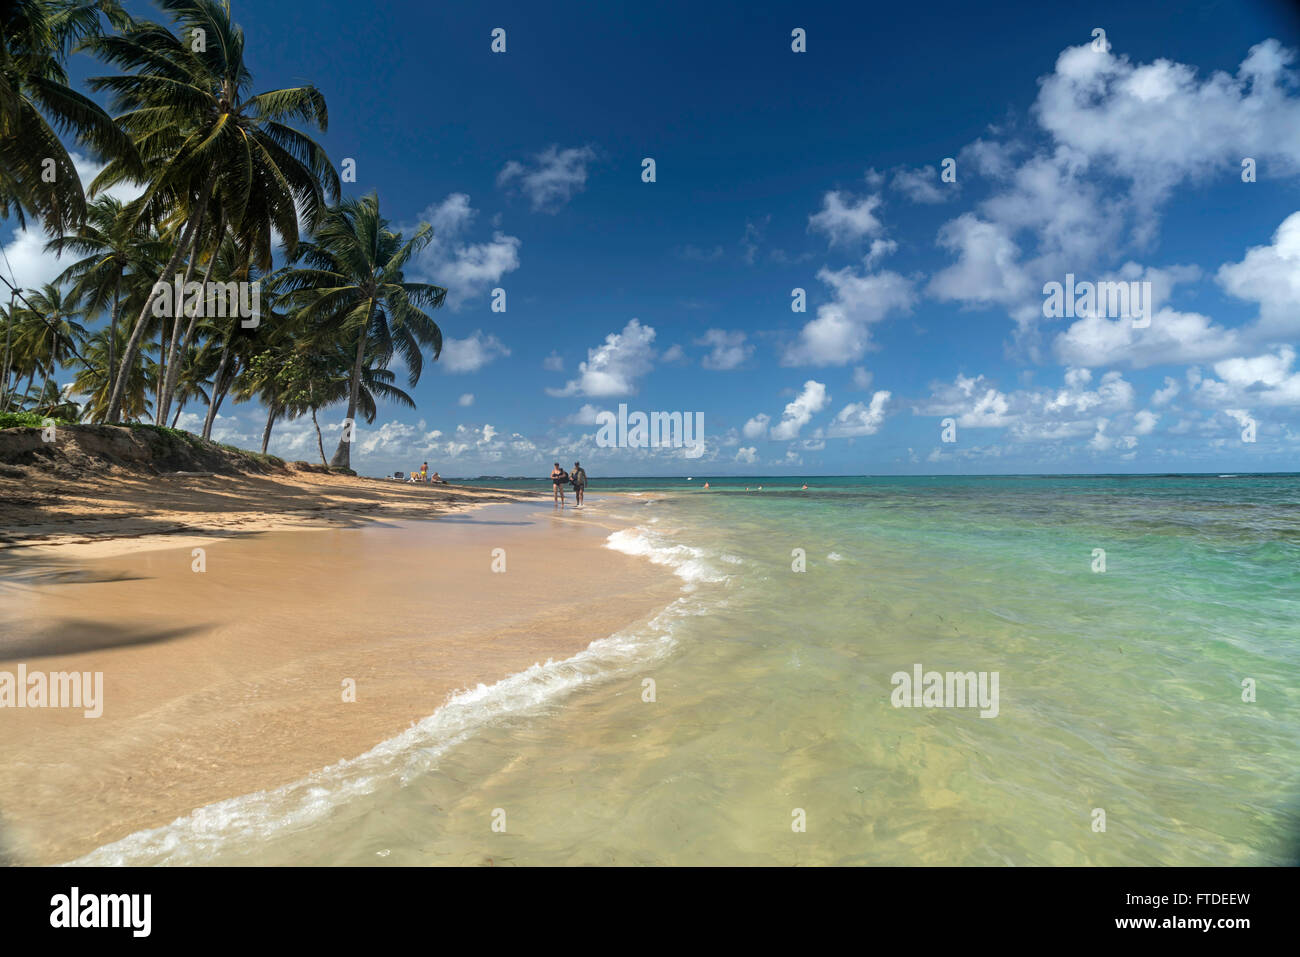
[891,165,949,203]
[497,145,597,212]
[826,391,891,437]
[547,318,656,397]
[439,331,510,373]
[785,265,915,366]
[770,380,829,440]
[808,190,884,245]
[1036,40,1300,215]
[543,351,564,372]
[1217,210,1300,337]
[735,447,758,464]
[1152,376,1180,405]
[406,193,521,310]
[1195,346,1300,407]
[742,413,770,439]
[696,329,752,370]
[852,367,874,389]
[458,393,475,406]
[915,368,1142,444]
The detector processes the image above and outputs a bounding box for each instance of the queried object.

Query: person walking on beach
[420,462,428,482]
[551,462,569,507]
[571,462,587,507]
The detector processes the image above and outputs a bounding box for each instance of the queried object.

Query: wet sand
[0,501,678,865]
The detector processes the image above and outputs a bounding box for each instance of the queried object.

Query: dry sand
[0,469,677,864]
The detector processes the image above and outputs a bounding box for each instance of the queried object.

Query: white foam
[827,552,847,562]
[605,527,727,584]
[68,599,697,866]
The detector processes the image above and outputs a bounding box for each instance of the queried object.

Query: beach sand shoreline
[0,493,678,865]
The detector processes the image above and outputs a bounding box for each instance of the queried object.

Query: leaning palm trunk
[202,333,234,440]
[101,280,120,423]
[261,402,278,454]
[157,232,205,424]
[1,290,15,410]
[158,212,221,425]
[327,297,376,470]
[104,174,216,424]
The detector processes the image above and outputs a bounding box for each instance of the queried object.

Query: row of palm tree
[0,0,447,469]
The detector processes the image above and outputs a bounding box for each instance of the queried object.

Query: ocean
[74,474,1300,865]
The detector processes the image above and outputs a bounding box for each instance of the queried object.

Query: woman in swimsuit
[550,462,569,507]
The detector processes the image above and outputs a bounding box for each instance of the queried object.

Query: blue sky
[7,0,1300,476]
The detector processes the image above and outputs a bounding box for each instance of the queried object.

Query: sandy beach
[0,467,678,864]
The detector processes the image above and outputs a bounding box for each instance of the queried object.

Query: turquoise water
[79,475,1300,865]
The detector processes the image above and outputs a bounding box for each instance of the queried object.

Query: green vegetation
[0,410,73,429]
[1,0,447,465]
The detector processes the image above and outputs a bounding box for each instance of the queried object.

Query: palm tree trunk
[327,297,376,470]
[311,406,327,465]
[1,290,15,410]
[102,277,120,423]
[104,172,216,424]
[154,319,169,423]
[261,402,277,455]
[159,210,220,424]
[170,396,186,428]
[202,329,234,440]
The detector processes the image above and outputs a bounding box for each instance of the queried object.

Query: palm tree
[86,0,340,424]
[73,322,153,420]
[278,194,445,470]
[0,0,138,234]
[8,282,86,412]
[47,195,169,417]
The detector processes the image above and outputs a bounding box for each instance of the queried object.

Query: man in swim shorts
[571,461,587,506]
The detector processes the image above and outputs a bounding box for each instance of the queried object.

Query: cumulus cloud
[808,190,884,245]
[915,368,1143,445]
[742,413,770,439]
[735,446,758,464]
[458,393,475,406]
[439,331,510,372]
[547,318,656,397]
[891,165,949,203]
[1216,211,1300,338]
[826,391,891,437]
[1035,40,1300,214]
[696,329,753,370]
[1194,346,1300,407]
[497,145,597,212]
[785,265,915,366]
[770,380,829,440]
[406,193,521,310]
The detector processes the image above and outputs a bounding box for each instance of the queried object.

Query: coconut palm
[277,193,445,469]
[7,282,86,412]
[46,195,170,417]
[0,0,139,234]
[73,322,153,421]
[85,0,340,423]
